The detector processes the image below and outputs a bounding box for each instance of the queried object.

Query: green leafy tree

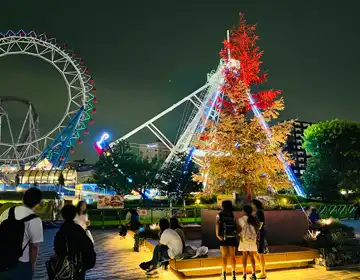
[93,141,160,196]
[303,119,360,199]
[156,153,203,200]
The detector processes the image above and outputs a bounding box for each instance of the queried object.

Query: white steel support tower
[111,61,225,168]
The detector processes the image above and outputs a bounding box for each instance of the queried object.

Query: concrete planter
[201,209,308,249]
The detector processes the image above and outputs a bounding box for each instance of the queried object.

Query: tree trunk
[245,184,252,202]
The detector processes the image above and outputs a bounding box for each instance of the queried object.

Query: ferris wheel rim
[0,31,96,163]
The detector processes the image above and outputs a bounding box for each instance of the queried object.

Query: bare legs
[220,246,236,279]
[242,252,256,277]
[256,253,266,276]
[228,246,236,273]
[220,246,229,274]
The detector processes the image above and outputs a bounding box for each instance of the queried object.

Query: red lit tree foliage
[194,14,292,198]
[219,13,282,113]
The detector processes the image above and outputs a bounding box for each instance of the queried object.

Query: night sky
[1,1,359,162]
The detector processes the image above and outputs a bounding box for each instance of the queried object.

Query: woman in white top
[74,201,94,243]
[238,205,261,280]
[170,217,186,248]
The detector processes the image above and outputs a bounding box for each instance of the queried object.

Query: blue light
[246,90,306,197]
[127,178,133,183]
[96,132,110,149]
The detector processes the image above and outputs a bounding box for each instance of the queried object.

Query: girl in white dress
[238,205,261,280]
[74,201,94,243]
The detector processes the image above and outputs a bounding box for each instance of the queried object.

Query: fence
[87,207,202,228]
[317,204,355,219]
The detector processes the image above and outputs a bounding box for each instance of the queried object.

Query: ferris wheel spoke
[0,31,95,165]
[17,107,30,144]
[6,42,16,53]
[53,57,68,64]
[0,147,12,159]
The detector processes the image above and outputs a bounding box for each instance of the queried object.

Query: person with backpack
[238,205,262,280]
[0,187,43,280]
[216,200,237,280]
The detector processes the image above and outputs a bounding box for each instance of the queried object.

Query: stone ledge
[170,245,319,277]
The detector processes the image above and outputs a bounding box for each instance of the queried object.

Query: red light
[94,142,104,156]
[91,108,96,114]
[91,88,97,94]
[90,78,95,85]
[89,119,94,125]
[77,139,83,144]
[60,156,65,161]
[70,148,75,153]
[92,97,98,104]
[84,129,89,135]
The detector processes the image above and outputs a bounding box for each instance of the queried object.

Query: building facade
[131,141,170,161]
[285,121,312,178]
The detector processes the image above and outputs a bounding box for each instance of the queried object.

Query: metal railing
[317,204,355,218]
[87,207,202,228]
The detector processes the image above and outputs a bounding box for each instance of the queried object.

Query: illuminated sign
[94,132,110,156]
[96,133,110,149]
[146,144,158,148]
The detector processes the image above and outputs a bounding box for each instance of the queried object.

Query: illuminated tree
[156,152,203,200]
[193,114,292,198]
[193,14,293,198]
[93,141,161,196]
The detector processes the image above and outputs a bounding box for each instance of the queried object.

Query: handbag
[47,237,83,280]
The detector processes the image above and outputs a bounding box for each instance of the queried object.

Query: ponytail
[243,204,257,227]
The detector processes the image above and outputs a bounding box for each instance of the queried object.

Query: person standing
[53,205,96,280]
[74,201,94,243]
[216,200,237,280]
[238,205,259,280]
[0,187,43,280]
[252,199,268,279]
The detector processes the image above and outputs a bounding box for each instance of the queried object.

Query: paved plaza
[33,227,360,280]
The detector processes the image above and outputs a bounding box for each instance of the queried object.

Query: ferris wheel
[0,30,97,166]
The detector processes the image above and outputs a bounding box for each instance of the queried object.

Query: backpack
[241,219,257,244]
[220,212,237,240]
[0,206,38,271]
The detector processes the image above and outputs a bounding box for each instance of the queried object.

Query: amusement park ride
[111,31,306,197]
[0,30,101,196]
[0,28,306,197]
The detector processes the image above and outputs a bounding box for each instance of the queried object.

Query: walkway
[34,229,175,280]
[34,229,360,280]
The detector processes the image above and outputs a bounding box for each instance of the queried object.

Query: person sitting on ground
[52,205,96,280]
[170,217,186,248]
[0,187,43,280]
[139,218,183,272]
